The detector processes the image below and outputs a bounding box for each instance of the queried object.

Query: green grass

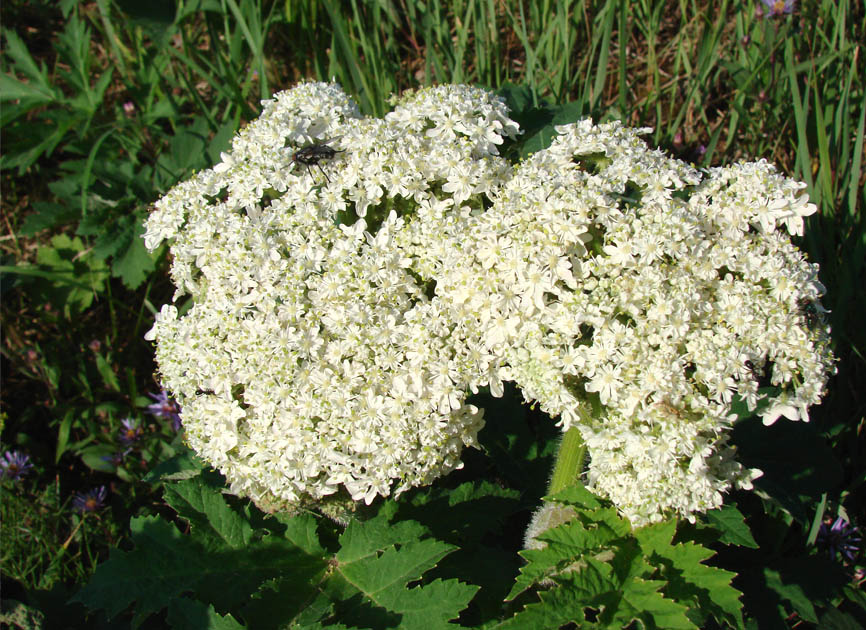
[0,476,117,590]
[1,0,863,624]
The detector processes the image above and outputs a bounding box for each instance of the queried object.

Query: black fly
[292,137,343,183]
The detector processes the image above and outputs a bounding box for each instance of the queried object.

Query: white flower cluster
[435,120,834,524]
[144,82,833,525]
[144,82,519,510]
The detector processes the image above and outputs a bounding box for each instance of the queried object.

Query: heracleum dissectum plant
[144,82,519,512]
[144,82,833,525]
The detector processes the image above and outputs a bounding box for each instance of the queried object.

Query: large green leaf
[73,484,329,626]
[166,598,244,630]
[636,520,744,629]
[110,220,157,289]
[705,504,759,548]
[163,479,255,549]
[4,235,110,318]
[74,479,477,629]
[329,513,478,630]
[497,483,745,629]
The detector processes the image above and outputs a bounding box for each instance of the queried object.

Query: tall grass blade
[322,0,377,115]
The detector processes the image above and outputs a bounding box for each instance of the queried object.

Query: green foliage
[65,472,777,629]
[166,599,245,630]
[2,1,242,290]
[73,472,480,628]
[4,234,109,318]
[497,485,744,629]
[705,506,759,549]
[329,515,477,629]
[1,15,111,173]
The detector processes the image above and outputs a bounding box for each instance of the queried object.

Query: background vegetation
[1,0,863,627]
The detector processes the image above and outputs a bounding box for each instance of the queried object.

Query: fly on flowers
[292,137,344,182]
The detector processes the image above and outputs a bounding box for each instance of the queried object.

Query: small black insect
[292,137,343,183]
[803,301,830,331]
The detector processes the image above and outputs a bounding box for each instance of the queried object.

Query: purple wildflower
[0,450,34,481]
[118,417,144,446]
[817,517,861,562]
[147,390,182,431]
[101,449,129,466]
[72,486,108,513]
[760,0,796,17]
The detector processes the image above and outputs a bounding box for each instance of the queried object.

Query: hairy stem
[548,425,587,495]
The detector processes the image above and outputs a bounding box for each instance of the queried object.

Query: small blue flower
[0,450,34,481]
[72,486,108,513]
[118,417,144,446]
[760,0,796,17]
[146,390,182,431]
[817,517,861,563]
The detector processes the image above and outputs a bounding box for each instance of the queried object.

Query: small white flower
[584,365,623,405]
[144,304,178,341]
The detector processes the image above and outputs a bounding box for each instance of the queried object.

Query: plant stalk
[548,425,587,495]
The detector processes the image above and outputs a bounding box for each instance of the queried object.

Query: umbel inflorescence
[144,83,518,511]
[144,82,833,524]
[436,120,834,524]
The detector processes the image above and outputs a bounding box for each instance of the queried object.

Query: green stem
[548,425,587,495]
